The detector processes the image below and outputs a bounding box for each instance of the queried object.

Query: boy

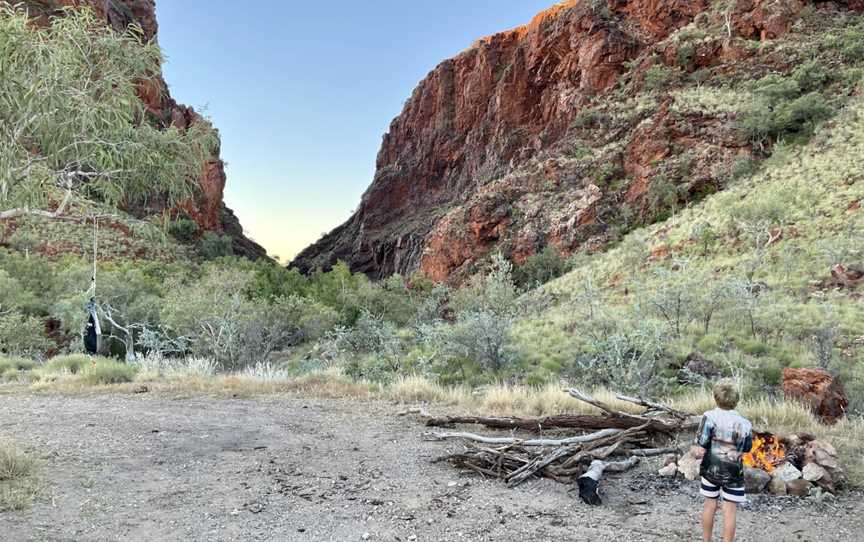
[691,379,753,542]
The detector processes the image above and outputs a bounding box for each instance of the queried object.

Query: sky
[156,0,554,261]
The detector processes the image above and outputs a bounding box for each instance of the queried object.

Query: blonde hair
[713,379,740,410]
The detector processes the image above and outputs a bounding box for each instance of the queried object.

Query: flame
[743,432,786,473]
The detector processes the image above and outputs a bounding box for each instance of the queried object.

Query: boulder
[678,451,701,481]
[679,352,720,382]
[785,479,812,497]
[744,468,771,494]
[782,368,848,424]
[768,472,787,496]
[658,463,678,477]
[804,440,840,471]
[778,462,802,483]
[802,463,826,482]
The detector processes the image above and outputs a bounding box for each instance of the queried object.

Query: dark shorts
[700,477,746,503]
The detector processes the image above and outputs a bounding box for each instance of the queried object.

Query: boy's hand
[690,445,706,459]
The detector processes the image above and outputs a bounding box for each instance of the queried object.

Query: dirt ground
[1,392,861,542]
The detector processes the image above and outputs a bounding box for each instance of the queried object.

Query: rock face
[17,0,266,259]
[292,0,864,281]
[782,368,849,425]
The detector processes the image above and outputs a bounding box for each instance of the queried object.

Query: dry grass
[0,440,39,512]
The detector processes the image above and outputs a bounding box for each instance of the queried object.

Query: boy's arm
[741,428,754,453]
[691,414,713,458]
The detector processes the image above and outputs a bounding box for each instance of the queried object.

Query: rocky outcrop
[16,0,266,259]
[293,0,861,281]
[782,368,849,425]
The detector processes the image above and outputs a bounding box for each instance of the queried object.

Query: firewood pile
[423,388,698,504]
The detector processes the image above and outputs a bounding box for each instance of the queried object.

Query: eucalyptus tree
[0,6,217,219]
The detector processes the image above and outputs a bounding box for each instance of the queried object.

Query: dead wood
[427,427,624,447]
[424,413,676,433]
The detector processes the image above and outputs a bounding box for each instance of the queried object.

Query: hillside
[0,0,266,261]
[293,0,864,282]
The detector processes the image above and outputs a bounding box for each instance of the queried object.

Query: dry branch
[424,413,656,432]
[427,427,623,447]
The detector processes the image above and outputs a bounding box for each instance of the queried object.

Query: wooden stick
[427,428,624,447]
[614,393,692,419]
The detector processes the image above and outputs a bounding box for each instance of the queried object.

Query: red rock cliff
[292,0,863,281]
[15,0,267,259]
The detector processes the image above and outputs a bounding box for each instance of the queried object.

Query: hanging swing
[83,216,103,355]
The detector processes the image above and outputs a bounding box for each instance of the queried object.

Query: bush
[168,219,199,243]
[80,358,137,385]
[0,312,51,357]
[198,232,233,260]
[162,267,326,369]
[571,320,669,393]
[828,24,864,62]
[0,439,39,511]
[739,72,834,147]
[426,309,518,376]
[512,246,569,289]
[643,65,677,92]
[41,354,96,375]
[0,356,35,374]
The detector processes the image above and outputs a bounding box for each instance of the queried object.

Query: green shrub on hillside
[168,219,199,243]
[739,67,835,148]
[198,232,233,260]
[643,65,678,92]
[512,246,569,289]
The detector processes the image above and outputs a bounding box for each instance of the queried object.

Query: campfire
[743,432,786,473]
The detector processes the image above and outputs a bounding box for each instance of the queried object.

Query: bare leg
[702,498,718,542]
[722,500,738,542]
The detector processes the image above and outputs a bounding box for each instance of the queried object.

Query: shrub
[572,106,609,129]
[168,219,199,243]
[0,312,51,357]
[0,356,34,374]
[198,232,233,260]
[80,358,137,385]
[41,354,97,375]
[162,267,335,369]
[572,320,669,393]
[643,65,677,92]
[426,309,518,376]
[739,72,834,147]
[512,246,569,289]
[0,440,39,511]
[828,24,864,62]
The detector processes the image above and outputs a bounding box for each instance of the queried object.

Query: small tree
[649,261,696,337]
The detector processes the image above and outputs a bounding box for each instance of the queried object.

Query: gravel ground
[0,392,861,541]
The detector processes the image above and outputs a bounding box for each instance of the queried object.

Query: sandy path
[0,392,861,541]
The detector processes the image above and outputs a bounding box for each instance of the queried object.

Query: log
[623,446,680,457]
[427,428,624,447]
[566,388,681,433]
[424,413,674,433]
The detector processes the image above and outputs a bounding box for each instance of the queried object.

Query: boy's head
[713,379,740,410]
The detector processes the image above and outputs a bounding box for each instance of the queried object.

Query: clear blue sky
[156,0,554,261]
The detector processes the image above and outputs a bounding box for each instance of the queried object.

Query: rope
[92,215,98,299]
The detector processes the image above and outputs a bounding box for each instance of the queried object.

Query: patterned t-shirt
[695,408,753,487]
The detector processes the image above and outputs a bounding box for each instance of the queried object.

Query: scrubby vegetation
[0,440,39,512]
